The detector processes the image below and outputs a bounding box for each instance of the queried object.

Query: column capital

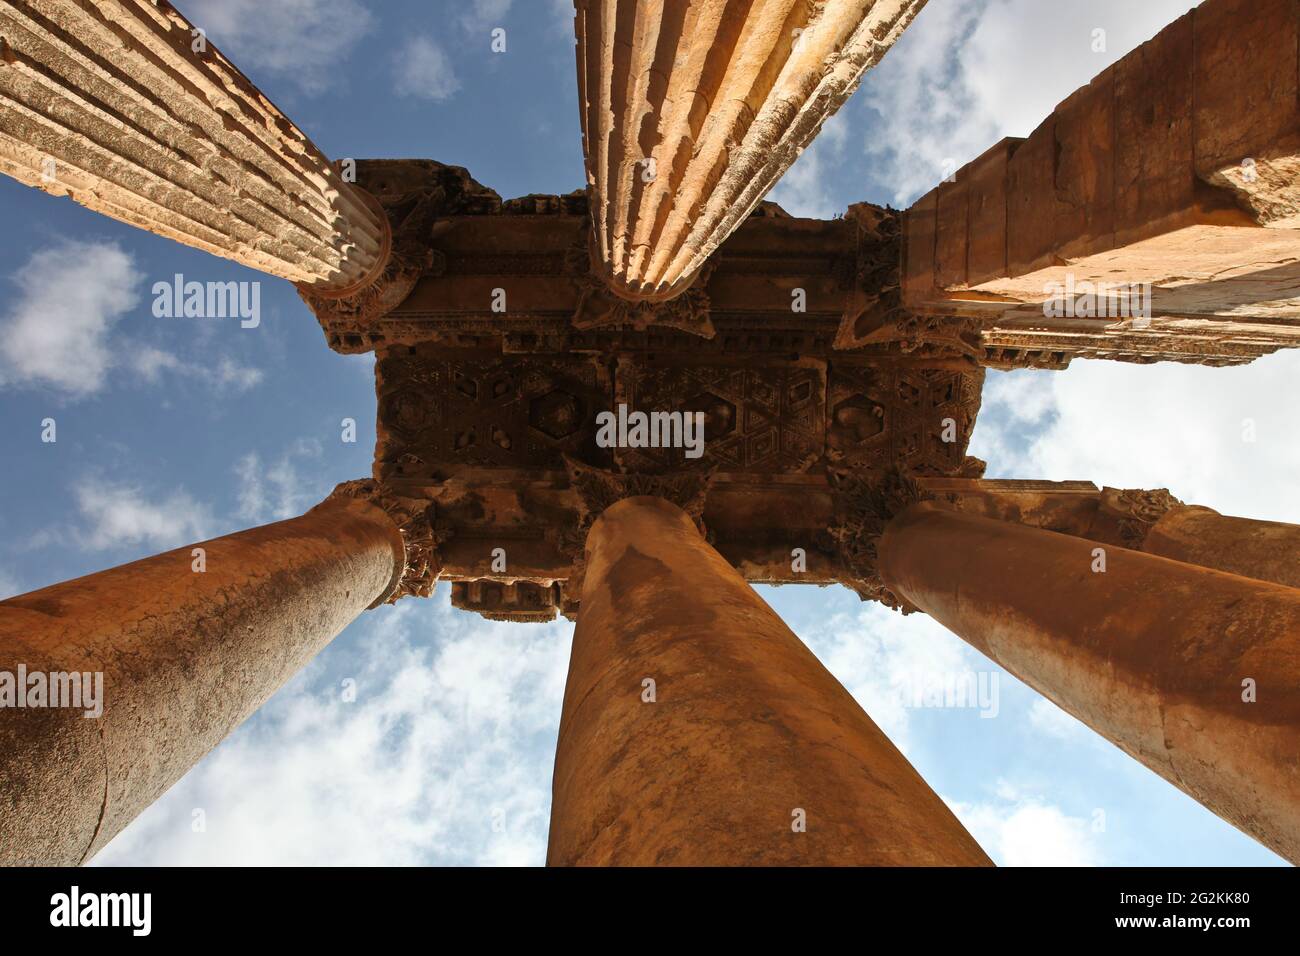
[296,159,503,350]
[325,480,443,604]
[1095,486,1186,549]
[562,457,715,614]
[827,466,929,612]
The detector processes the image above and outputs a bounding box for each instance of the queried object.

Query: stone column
[0,495,405,866]
[573,0,925,301]
[916,479,1300,591]
[877,503,1300,864]
[0,0,387,289]
[1138,503,1300,591]
[548,495,991,866]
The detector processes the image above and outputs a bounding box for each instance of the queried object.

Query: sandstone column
[916,479,1300,591]
[0,495,405,866]
[574,0,925,301]
[1142,506,1300,591]
[0,0,387,289]
[548,495,991,866]
[877,503,1300,864]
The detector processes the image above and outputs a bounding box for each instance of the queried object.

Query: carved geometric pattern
[376,349,613,478]
[826,364,984,477]
[613,359,826,474]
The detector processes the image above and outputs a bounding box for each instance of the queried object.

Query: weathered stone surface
[923,478,1300,593]
[964,139,1017,285]
[1193,0,1300,227]
[574,0,927,301]
[878,503,1300,864]
[548,496,992,865]
[371,332,984,618]
[299,160,501,346]
[901,0,1300,368]
[0,496,402,865]
[1143,505,1300,590]
[0,0,385,288]
[449,579,562,623]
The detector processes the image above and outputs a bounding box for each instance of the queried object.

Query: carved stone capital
[1097,486,1185,550]
[559,457,717,611]
[826,466,932,612]
[564,456,716,537]
[833,203,906,349]
[569,231,716,338]
[833,205,984,360]
[298,160,501,351]
[326,479,445,604]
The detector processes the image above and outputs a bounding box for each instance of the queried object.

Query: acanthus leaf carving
[826,465,930,612]
[834,203,984,362]
[1099,486,1185,550]
[558,456,718,613]
[327,478,447,604]
[569,226,717,338]
[298,161,501,349]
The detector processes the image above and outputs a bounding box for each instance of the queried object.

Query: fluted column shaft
[574,0,925,301]
[878,503,1300,864]
[548,496,991,866]
[0,0,386,288]
[0,496,403,865]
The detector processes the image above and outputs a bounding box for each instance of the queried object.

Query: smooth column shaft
[878,503,1300,864]
[1144,505,1300,590]
[0,497,401,865]
[548,495,991,866]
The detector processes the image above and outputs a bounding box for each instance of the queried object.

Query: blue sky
[1,0,1293,865]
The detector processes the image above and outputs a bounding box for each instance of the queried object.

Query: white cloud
[1028,698,1087,740]
[795,600,981,752]
[460,0,513,34]
[769,112,850,219]
[131,347,263,394]
[859,0,1204,205]
[971,351,1300,522]
[0,240,141,396]
[72,480,214,552]
[0,239,264,399]
[183,0,374,96]
[234,439,326,525]
[94,596,573,866]
[0,567,20,601]
[950,787,1103,865]
[394,36,460,102]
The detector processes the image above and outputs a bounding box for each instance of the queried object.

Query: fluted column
[574,0,925,301]
[0,495,405,865]
[0,0,387,289]
[548,496,991,866]
[877,503,1300,864]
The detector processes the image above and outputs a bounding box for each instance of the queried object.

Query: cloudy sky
[1,0,1291,866]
